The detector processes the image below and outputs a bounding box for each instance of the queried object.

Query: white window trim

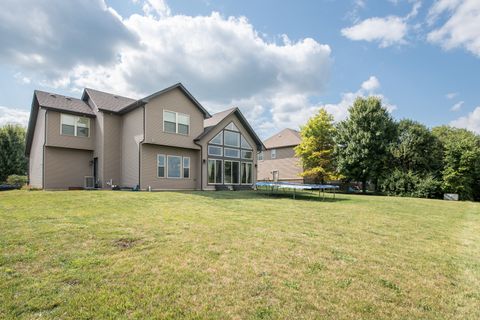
[207,159,223,185]
[183,156,190,179]
[163,110,190,136]
[167,155,183,179]
[223,130,240,147]
[224,147,240,158]
[208,145,223,157]
[60,114,90,138]
[271,149,277,159]
[258,151,264,161]
[241,134,252,150]
[209,131,223,145]
[223,160,240,185]
[157,154,166,178]
[241,162,253,185]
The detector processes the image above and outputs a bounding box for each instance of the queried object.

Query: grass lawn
[1,190,479,319]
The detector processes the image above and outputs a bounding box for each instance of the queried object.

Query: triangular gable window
[225,122,239,132]
[241,135,252,150]
[209,132,223,145]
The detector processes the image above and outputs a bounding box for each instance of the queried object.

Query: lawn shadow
[182,190,349,202]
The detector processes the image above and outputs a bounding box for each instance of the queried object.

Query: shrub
[380,170,441,198]
[6,175,28,186]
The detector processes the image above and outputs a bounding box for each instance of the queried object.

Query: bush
[6,175,28,186]
[380,170,441,198]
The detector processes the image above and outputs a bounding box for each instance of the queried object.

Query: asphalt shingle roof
[84,88,136,113]
[35,90,95,116]
[263,128,301,149]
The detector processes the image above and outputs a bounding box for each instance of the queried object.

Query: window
[271,149,277,159]
[157,154,166,178]
[178,114,189,135]
[208,145,222,156]
[258,151,264,161]
[163,110,190,135]
[224,130,240,147]
[241,150,253,160]
[241,135,252,150]
[61,114,90,137]
[224,161,239,184]
[224,148,240,158]
[183,157,190,178]
[208,159,222,184]
[210,132,223,145]
[241,162,253,184]
[226,122,239,131]
[167,155,182,178]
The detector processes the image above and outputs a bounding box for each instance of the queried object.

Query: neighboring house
[257,128,304,183]
[25,83,264,190]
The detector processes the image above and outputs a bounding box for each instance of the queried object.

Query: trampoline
[255,181,339,200]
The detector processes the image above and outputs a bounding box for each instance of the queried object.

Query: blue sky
[0,0,479,137]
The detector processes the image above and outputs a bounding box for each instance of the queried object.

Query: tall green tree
[335,96,396,192]
[380,120,444,198]
[432,126,480,200]
[0,124,28,182]
[294,109,338,183]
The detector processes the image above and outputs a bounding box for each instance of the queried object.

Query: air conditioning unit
[84,176,95,189]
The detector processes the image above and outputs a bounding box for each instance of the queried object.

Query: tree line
[295,97,480,201]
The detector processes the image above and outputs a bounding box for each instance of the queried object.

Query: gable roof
[83,88,136,113]
[35,90,95,116]
[263,128,301,149]
[119,83,211,117]
[195,107,265,151]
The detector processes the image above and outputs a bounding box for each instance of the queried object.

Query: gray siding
[144,88,204,150]
[140,144,200,190]
[44,147,93,189]
[28,108,46,188]
[121,107,143,187]
[45,110,95,150]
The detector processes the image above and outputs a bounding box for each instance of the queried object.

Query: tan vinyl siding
[257,156,304,182]
[263,146,296,160]
[102,113,122,186]
[144,88,204,150]
[197,113,258,190]
[121,107,143,187]
[45,110,95,150]
[44,147,93,189]
[28,108,46,188]
[140,144,200,190]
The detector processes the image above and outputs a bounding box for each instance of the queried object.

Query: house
[25,83,264,190]
[257,128,304,183]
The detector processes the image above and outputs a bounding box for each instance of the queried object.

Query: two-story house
[25,83,264,190]
[257,128,304,183]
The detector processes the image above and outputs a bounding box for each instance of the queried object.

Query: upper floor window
[224,130,240,147]
[241,135,252,149]
[258,151,264,161]
[271,149,277,159]
[61,114,90,137]
[163,110,190,135]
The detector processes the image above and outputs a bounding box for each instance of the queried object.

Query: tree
[294,109,339,183]
[335,97,396,192]
[432,126,480,200]
[379,119,443,197]
[0,124,28,182]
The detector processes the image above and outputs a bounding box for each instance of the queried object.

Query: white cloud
[322,76,396,122]
[446,92,458,99]
[450,101,464,112]
[450,106,480,133]
[427,0,480,57]
[0,106,30,127]
[361,76,380,91]
[341,16,408,47]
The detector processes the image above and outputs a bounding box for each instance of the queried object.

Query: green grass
[0,190,479,319]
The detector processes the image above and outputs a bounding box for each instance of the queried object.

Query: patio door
[272,170,279,182]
